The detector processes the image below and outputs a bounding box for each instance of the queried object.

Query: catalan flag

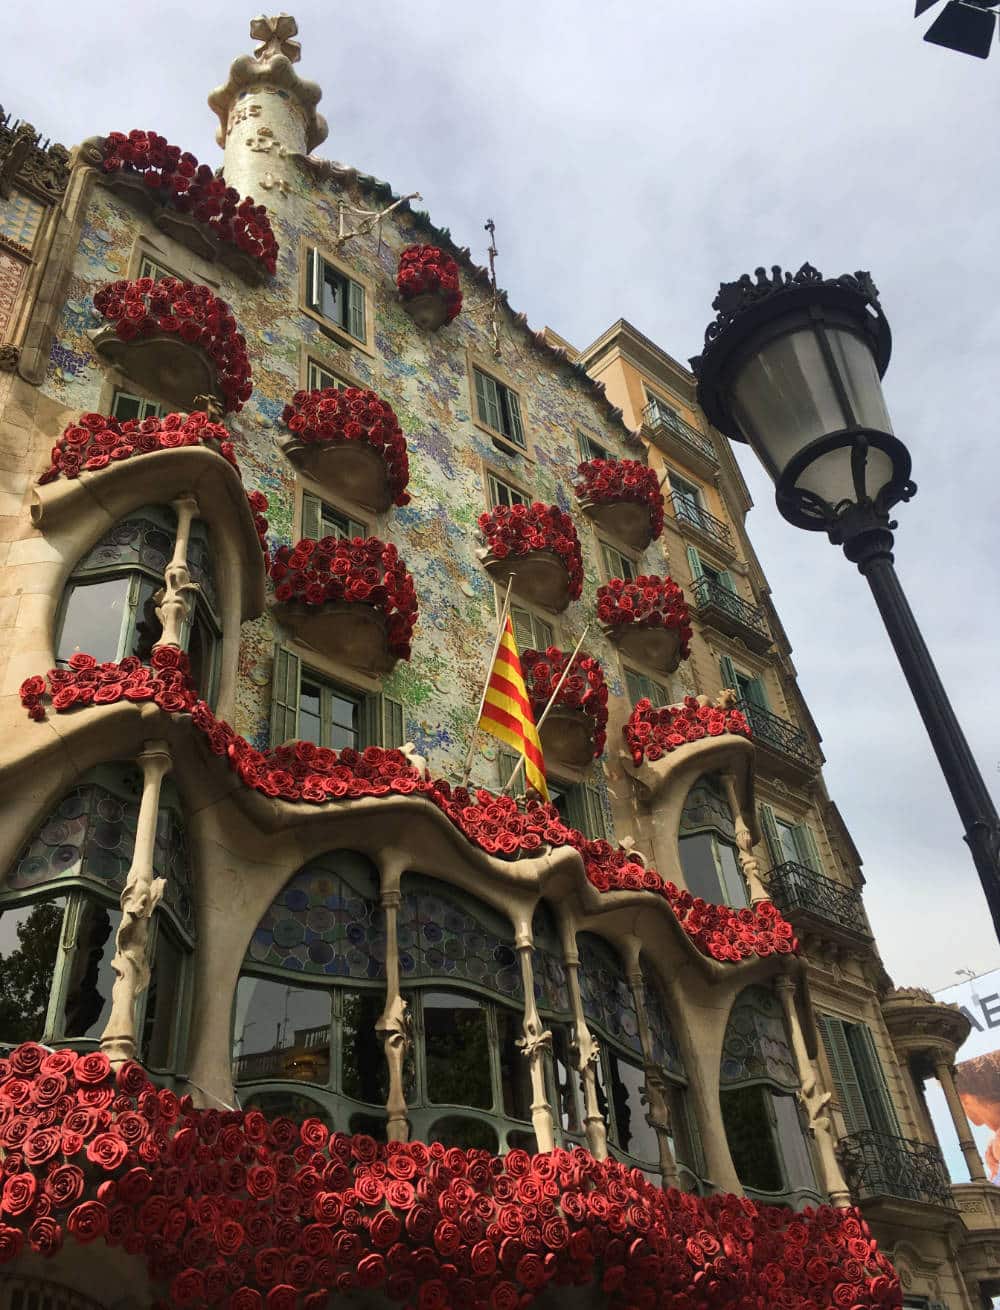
[479,616,549,800]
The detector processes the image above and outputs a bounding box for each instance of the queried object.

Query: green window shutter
[719,655,739,694]
[759,804,784,867]
[348,278,366,341]
[818,1015,871,1136]
[270,646,301,746]
[301,493,322,540]
[582,782,606,841]
[792,823,822,874]
[625,669,646,704]
[847,1023,900,1137]
[475,369,502,431]
[746,677,770,710]
[686,546,703,582]
[534,614,554,649]
[308,248,322,310]
[496,748,519,790]
[348,515,366,540]
[718,569,736,594]
[510,605,535,652]
[505,388,525,447]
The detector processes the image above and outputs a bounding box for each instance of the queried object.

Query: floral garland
[100,131,278,275]
[93,279,253,414]
[280,388,411,507]
[521,647,608,758]
[269,538,417,663]
[596,575,693,658]
[625,695,752,767]
[246,490,270,560]
[18,660,795,964]
[478,504,584,601]
[574,458,665,540]
[37,410,239,484]
[0,1043,901,1310]
[396,244,463,322]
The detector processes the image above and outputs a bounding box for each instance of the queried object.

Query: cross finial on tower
[250,13,301,63]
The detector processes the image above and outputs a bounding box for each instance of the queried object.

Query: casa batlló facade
[0,15,996,1310]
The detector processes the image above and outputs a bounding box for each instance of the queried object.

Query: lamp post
[690,262,1000,943]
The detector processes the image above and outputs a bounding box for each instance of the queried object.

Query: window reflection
[342,990,388,1104]
[720,1085,784,1193]
[608,1051,659,1162]
[550,1024,582,1134]
[424,991,491,1109]
[142,929,182,1068]
[62,901,120,1040]
[428,1116,498,1152]
[58,578,131,665]
[497,1006,532,1121]
[0,898,65,1044]
[233,977,332,1085]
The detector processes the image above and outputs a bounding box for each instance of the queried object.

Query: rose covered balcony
[396,243,462,329]
[522,647,608,767]
[89,278,252,415]
[0,1043,903,1310]
[477,504,583,613]
[574,458,664,551]
[596,576,692,673]
[94,130,278,281]
[278,388,410,513]
[270,537,417,672]
[37,410,242,484]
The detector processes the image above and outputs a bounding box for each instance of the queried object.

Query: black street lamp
[691,263,1000,943]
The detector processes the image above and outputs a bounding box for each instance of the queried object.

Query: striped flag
[479,615,549,800]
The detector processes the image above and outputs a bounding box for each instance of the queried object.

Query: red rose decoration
[397,244,463,324]
[280,387,411,507]
[574,458,664,542]
[520,647,608,758]
[596,575,692,658]
[623,693,751,766]
[478,503,584,600]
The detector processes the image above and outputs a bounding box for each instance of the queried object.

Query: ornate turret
[207,14,327,201]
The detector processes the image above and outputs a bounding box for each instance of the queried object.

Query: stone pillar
[208,15,327,204]
[720,771,768,904]
[625,957,681,1188]
[375,886,411,1143]
[775,974,852,1206]
[154,495,199,650]
[100,741,172,1067]
[515,928,555,1153]
[563,943,608,1160]
[934,1055,988,1183]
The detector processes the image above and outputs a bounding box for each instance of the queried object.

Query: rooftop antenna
[485,218,501,358]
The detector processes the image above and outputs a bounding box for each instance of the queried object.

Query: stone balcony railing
[840,1130,955,1209]
[766,861,872,942]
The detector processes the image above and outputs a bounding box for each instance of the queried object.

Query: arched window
[719,984,820,1205]
[640,952,704,1190]
[398,875,532,1154]
[1,765,193,1069]
[678,774,748,907]
[232,852,387,1136]
[56,506,221,702]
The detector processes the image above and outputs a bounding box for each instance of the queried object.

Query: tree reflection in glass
[0,898,65,1043]
[720,1084,784,1193]
[424,991,491,1108]
[62,900,121,1039]
[496,1005,532,1121]
[550,1023,583,1134]
[342,990,387,1104]
[607,1051,658,1162]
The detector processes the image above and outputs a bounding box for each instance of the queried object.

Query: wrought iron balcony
[669,493,733,548]
[642,401,717,465]
[736,699,818,777]
[840,1131,955,1209]
[767,861,872,940]
[693,576,771,652]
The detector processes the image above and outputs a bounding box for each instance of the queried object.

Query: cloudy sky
[9,0,1000,989]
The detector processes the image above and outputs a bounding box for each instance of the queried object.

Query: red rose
[2,1172,37,1217]
[66,1200,107,1243]
[0,1224,23,1264]
[28,1215,63,1256]
[74,1051,111,1085]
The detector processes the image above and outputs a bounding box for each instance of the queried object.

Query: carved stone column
[625,957,681,1187]
[934,1055,988,1183]
[515,928,555,1153]
[775,975,852,1206]
[100,741,172,1067]
[154,495,200,650]
[563,943,608,1160]
[375,886,411,1143]
[720,771,768,904]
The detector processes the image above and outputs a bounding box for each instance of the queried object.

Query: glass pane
[349,1112,387,1141]
[717,841,749,908]
[550,1023,582,1133]
[320,264,347,327]
[111,392,143,422]
[319,504,351,539]
[607,1051,659,1163]
[721,986,799,1089]
[678,833,725,903]
[141,930,182,1068]
[576,934,642,1054]
[775,821,800,866]
[398,878,522,1001]
[328,693,359,750]
[0,898,65,1043]
[497,1006,532,1121]
[341,990,387,1104]
[720,1085,784,1193]
[232,975,331,1085]
[428,1115,498,1152]
[772,1092,817,1193]
[57,578,130,665]
[187,607,217,702]
[62,899,121,1040]
[298,680,323,747]
[666,1082,698,1176]
[131,576,162,660]
[507,1129,538,1153]
[424,991,492,1108]
[243,1090,333,1128]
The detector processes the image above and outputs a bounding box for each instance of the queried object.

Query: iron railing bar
[692,575,769,637]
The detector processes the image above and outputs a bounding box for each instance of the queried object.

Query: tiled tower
[0,17,995,1310]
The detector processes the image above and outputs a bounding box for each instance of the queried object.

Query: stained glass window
[576,933,642,1056]
[0,188,45,251]
[398,876,521,1001]
[75,510,176,576]
[720,985,799,1089]
[246,851,384,979]
[680,774,736,840]
[532,901,570,1015]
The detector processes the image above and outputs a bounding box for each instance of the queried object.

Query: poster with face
[930,969,1000,1186]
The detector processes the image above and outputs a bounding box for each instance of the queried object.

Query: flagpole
[461,574,515,787]
[502,625,591,797]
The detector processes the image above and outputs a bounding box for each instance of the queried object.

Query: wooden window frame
[623,665,671,708]
[110,389,168,422]
[297,343,367,394]
[484,461,532,512]
[467,349,533,460]
[300,490,367,543]
[270,643,404,750]
[599,539,639,584]
[300,239,376,356]
[508,600,556,653]
[578,430,612,464]
[293,474,372,543]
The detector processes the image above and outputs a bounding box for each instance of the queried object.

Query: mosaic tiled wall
[36,159,693,810]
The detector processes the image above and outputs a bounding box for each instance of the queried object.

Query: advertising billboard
[929,967,1000,1186]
